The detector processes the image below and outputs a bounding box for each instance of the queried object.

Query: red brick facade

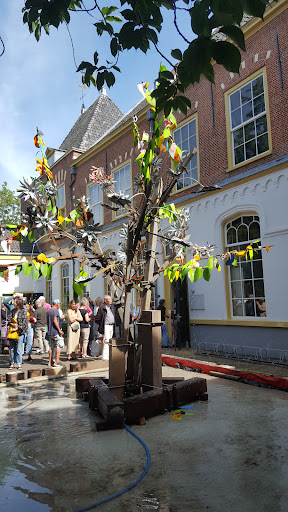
[43,4,288,247]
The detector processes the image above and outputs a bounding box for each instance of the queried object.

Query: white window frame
[225,215,266,318]
[229,73,269,166]
[62,263,70,308]
[47,278,52,306]
[113,163,131,218]
[173,118,198,191]
[56,183,66,217]
[88,182,103,225]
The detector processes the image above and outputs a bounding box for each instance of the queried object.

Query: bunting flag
[34,131,53,180]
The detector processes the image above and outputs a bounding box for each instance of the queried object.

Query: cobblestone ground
[164,347,288,379]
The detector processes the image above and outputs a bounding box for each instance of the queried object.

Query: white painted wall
[185,168,288,323]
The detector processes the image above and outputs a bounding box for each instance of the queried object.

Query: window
[56,184,66,217]
[62,263,69,309]
[88,183,102,225]
[47,278,52,306]
[113,163,131,217]
[226,215,266,318]
[229,73,269,166]
[164,240,174,259]
[173,118,198,190]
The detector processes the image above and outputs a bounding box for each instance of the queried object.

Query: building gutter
[69,166,77,281]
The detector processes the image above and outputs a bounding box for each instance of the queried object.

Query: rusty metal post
[109,338,127,401]
[138,309,162,391]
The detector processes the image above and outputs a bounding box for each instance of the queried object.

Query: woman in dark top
[7,297,28,369]
[78,297,91,358]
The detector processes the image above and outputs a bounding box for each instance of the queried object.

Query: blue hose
[74,424,151,512]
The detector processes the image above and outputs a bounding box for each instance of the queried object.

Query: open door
[171,276,190,349]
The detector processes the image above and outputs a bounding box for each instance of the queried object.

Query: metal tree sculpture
[0,87,268,342]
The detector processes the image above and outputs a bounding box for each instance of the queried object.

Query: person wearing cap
[47,299,64,367]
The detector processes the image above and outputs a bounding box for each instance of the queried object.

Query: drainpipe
[69,166,77,281]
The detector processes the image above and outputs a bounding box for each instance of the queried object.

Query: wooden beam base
[75,375,208,429]
[70,359,108,373]
[28,369,42,378]
[6,371,25,383]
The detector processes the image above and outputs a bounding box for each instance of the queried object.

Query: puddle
[0,377,288,511]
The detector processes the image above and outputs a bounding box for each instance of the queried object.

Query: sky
[0,0,191,192]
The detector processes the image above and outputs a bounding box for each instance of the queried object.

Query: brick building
[14,0,288,358]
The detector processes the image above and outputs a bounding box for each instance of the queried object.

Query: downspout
[69,165,77,281]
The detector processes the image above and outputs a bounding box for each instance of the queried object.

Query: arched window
[62,263,69,309]
[225,215,266,318]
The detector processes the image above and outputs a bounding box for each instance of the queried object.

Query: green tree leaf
[194,267,203,282]
[207,256,214,270]
[22,261,29,275]
[73,280,84,297]
[40,262,48,278]
[28,231,35,242]
[190,2,211,37]
[47,263,53,280]
[211,41,241,73]
[203,267,211,281]
[15,265,22,275]
[32,264,39,280]
[220,25,246,51]
[171,48,182,60]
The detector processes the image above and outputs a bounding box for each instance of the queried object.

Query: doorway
[171,276,190,349]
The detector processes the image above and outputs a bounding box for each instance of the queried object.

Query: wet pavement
[0,369,288,512]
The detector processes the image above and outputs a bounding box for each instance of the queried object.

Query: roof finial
[101,86,107,96]
[78,84,86,114]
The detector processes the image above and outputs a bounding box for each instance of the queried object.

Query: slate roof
[0,230,39,255]
[95,96,148,146]
[59,91,123,152]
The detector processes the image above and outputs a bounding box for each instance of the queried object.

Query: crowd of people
[0,293,124,369]
[1,293,171,369]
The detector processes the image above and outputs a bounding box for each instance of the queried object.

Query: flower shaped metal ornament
[75,274,96,284]
[76,222,101,248]
[107,192,131,208]
[89,166,115,191]
[170,235,192,248]
[17,177,42,204]
[35,211,58,230]
[77,195,91,212]
[22,205,38,227]
[45,182,58,197]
